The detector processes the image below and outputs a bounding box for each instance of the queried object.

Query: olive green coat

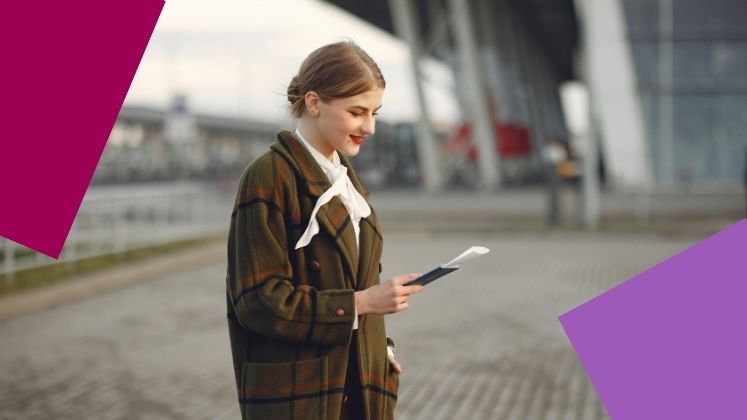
[226,129,399,419]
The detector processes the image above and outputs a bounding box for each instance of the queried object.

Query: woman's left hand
[388,349,402,373]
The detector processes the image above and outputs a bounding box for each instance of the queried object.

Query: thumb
[392,273,421,285]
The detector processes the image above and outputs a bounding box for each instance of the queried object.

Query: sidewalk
[2,183,741,417]
[0,230,702,419]
[0,240,224,322]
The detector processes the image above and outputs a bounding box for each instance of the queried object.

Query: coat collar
[271,129,380,289]
[272,129,370,200]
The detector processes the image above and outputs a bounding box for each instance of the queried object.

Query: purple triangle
[560,219,747,419]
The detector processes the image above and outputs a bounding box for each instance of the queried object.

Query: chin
[340,145,361,157]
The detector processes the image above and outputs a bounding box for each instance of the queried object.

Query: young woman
[226,40,424,420]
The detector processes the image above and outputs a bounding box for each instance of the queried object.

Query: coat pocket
[389,369,400,407]
[239,355,332,420]
[381,365,400,417]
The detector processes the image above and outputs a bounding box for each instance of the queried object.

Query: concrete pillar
[387,0,442,192]
[576,0,652,189]
[561,81,600,230]
[448,0,501,189]
[657,0,675,185]
[505,6,546,171]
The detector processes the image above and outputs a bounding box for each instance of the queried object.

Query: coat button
[378,262,382,273]
[336,307,345,316]
[310,260,321,271]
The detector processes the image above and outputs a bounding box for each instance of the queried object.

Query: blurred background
[1,0,746,419]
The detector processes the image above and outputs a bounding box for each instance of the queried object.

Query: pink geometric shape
[0,0,165,258]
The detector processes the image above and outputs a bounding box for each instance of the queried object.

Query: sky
[124,0,460,126]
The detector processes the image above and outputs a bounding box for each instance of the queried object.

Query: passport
[405,246,490,286]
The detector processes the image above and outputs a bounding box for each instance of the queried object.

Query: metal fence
[2,182,230,282]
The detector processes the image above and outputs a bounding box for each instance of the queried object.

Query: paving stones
[0,231,697,419]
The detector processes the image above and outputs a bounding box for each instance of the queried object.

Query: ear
[304,91,320,117]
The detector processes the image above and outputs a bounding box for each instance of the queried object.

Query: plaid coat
[226,129,399,419]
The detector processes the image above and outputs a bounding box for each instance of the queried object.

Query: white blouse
[292,128,370,330]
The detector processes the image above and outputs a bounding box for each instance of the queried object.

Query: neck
[297,117,335,162]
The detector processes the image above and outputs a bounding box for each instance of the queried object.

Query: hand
[387,337,402,373]
[388,352,403,373]
[355,273,424,316]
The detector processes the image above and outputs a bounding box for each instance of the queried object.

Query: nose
[360,115,375,136]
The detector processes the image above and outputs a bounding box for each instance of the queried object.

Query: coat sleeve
[227,153,356,346]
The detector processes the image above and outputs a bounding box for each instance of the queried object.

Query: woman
[226,40,424,420]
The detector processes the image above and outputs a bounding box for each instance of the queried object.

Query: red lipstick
[350,135,364,145]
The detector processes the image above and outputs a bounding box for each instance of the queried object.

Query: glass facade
[621,0,747,186]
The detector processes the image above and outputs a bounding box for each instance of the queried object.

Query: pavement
[0,228,705,419]
[369,187,745,236]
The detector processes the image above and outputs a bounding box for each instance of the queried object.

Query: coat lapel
[354,205,382,290]
[272,130,376,287]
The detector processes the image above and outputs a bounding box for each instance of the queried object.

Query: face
[302,87,383,158]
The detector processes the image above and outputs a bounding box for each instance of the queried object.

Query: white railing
[2,181,230,282]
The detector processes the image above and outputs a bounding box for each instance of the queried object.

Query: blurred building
[620,0,747,187]
[102,0,746,192]
[95,101,418,187]
[324,0,579,190]
[94,102,279,184]
[323,0,747,190]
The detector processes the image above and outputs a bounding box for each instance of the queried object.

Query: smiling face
[298,87,383,160]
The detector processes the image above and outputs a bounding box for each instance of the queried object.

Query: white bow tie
[294,153,371,250]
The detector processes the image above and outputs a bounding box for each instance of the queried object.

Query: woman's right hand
[355,273,424,315]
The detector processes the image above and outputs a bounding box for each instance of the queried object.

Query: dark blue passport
[404,266,459,286]
[402,246,490,287]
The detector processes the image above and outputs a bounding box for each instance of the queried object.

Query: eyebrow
[350,105,382,112]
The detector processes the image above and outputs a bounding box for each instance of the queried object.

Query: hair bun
[287,76,301,103]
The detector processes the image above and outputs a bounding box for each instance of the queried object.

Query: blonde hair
[287,40,386,118]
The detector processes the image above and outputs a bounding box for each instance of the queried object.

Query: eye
[350,111,378,117]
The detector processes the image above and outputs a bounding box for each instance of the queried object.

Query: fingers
[397,284,423,302]
[388,341,403,373]
[389,358,403,373]
[387,352,402,373]
[402,284,424,295]
[391,273,421,285]
[381,273,425,314]
[392,273,424,294]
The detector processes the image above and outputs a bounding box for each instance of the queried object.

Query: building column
[448,0,501,189]
[576,0,652,189]
[388,0,442,192]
